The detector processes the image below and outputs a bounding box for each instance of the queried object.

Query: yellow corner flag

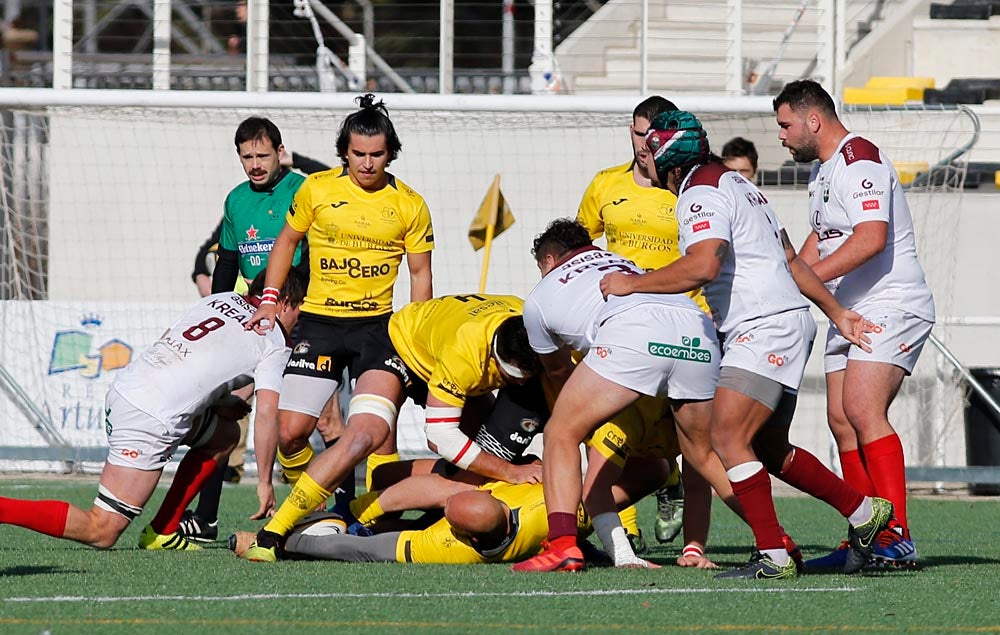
[468,174,516,292]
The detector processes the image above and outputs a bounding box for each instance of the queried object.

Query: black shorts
[284,312,398,383]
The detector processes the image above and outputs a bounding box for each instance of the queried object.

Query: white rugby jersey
[677,162,808,335]
[111,292,291,433]
[524,246,701,355]
[807,134,935,321]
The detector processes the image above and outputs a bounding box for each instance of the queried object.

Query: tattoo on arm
[714,241,730,263]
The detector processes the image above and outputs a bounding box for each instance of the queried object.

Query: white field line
[4,587,856,603]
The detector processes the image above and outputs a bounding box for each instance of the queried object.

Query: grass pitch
[1,476,998,634]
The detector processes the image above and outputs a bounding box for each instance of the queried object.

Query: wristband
[682,543,704,558]
[261,286,280,306]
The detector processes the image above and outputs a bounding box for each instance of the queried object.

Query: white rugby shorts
[824,306,933,374]
[721,309,817,393]
[583,303,719,400]
[104,388,215,471]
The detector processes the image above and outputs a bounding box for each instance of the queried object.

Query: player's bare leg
[244,369,404,562]
[513,363,639,572]
[349,469,485,529]
[583,448,658,569]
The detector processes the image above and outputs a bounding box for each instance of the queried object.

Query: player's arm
[797,230,821,267]
[250,387,279,519]
[212,200,242,294]
[600,239,727,299]
[806,221,887,283]
[575,174,605,239]
[192,219,222,297]
[406,251,433,302]
[288,151,331,175]
[246,223,306,332]
[781,230,873,353]
[537,347,575,397]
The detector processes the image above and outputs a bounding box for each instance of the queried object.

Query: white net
[0,93,975,474]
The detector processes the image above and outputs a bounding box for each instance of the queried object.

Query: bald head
[445,490,508,539]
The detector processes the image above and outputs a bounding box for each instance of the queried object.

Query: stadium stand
[844,77,935,105]
[924,78,1000,104]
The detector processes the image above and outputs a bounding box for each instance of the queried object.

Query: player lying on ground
[0,270,306,550]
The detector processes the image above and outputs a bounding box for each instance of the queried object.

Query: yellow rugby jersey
[287,167,434,318]
[577,161,709,312]
[587,395,680,470]
[388,294,523,407]
[395,481,548,564]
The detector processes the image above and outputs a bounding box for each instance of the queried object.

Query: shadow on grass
[0,564,83,576]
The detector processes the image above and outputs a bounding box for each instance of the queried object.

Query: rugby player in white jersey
[599,110,893,579]
[774,80,934,568]
[511,218,723,572]
[0,271,306,551]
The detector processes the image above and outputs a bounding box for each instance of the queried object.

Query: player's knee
[84,511,126,549]
[341,422,387,463]
[277,420,314,455]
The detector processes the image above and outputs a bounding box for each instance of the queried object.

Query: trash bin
[964,368,1000,495]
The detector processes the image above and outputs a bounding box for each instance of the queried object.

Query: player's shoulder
[839,135,883,166]
[685,162,730,189]
[302,167,347,188]
[594,161,633,180]
[386,173,427,204]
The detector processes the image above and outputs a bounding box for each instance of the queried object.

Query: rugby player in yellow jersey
[240,294,542,562]
[231,482,556,565]
[576,96,707,552]
[246,93,433,498]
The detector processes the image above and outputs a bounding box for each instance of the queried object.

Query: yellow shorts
[586,395,680,469]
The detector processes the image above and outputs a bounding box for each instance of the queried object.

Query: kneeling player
[0,271,306,550]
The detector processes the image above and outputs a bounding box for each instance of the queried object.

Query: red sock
[839,449,877,497]
[730,467,784,552]
[0,497,70,538]
[863,433,908,528]
[150,450,219,535]
[546,512,578,542]
[780,447,864,518]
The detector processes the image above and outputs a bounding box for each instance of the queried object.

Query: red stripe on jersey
[452,439,475,464]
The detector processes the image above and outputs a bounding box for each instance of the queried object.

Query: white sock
[763,548,791,567]
[592,512,641,566]
[848,496,873,527]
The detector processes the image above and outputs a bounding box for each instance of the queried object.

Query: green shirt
[219,169,306,281]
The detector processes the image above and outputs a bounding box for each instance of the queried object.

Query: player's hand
[599,272,635,301]
[833,309,874,353]
[506,462,542,485]
[246,303,278,334]
[251,482,276,519]
[676,553,719,569]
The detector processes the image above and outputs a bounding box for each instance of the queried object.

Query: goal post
[0,88,982,480]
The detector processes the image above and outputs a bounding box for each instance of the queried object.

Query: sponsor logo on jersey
[238,239,275,255]
[120,448,141,459]
[316,356,333,372]
[105,407,113,436]
[319,257,391,279]
[595,347,611,359]
[683,209,716,225]
[245,225,259,240]
[690,203,702,213]
[509,430,532,445]
[287,358,316,370]
[852,182,885,200]
[767,353,786,367]
[436,379,466,401]
[293,340,311,355]
[647,336,713,363]
[692,221,711,233]
[861,178,873,189]
[330,200,349,208]
[862,199,880,211]
[324,297,380,311]
[383,356,411,385]
[735,333,754,344]
[381,207,397,221]
[520,418,540,433]
[899,342,911,353]
[611,198,628,206]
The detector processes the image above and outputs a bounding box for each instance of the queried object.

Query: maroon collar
[545,245,600,277]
